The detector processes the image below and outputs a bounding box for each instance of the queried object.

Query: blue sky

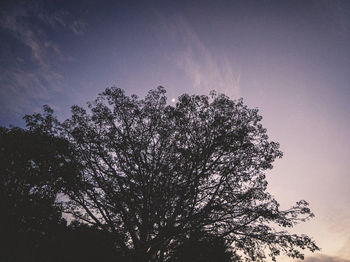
[1,1,350,261]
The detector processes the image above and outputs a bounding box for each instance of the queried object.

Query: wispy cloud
[0,1,85,124]
[69,20,87,36]
[0,14,60,118]
[158,14,240,98]
[2,15,58,69]
[37,10,87,36]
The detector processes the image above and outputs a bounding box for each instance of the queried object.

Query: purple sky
[1,1,349,261]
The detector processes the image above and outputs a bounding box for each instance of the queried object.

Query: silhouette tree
[169,231,234,262]
[0,126,78,261]
[44,221,127,262]
[24,87,319,261]
[0,126,126,262]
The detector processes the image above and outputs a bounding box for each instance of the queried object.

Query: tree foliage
[0,126,126,262]
[23,87,319,261]
[169,231,235,262]
[0,126,73,261]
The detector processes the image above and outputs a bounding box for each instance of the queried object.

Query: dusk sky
[1,0,349,261]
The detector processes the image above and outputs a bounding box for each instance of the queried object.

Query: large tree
[25,87,319,261]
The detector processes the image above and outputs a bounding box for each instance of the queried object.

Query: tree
[45,221,127,262]
[0,125,125,262]
[169,231,234,262]
[0,126,76,261]
[25,87,319,261]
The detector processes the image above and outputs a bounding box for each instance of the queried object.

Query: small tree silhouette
[0,127,126,261]
[0,127,73,261]
[23,87,319,261]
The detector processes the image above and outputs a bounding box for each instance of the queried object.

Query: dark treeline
[0,118,234,262]
[0,127,120,261]
[0,88,319,262]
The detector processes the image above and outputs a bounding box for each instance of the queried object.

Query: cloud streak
[37,9,87,36]
[0,1,85,124]
[158,14,240,98]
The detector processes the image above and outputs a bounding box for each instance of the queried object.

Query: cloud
[0,1,84,124]
[1,3,78,65]
[157,14,240,98]
[0,13,62,115]
[69,20,87,36]
[37,9,87,35]
[302,254,350,262]
[2,15,53,68]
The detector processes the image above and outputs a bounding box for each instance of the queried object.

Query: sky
[1,0,349,261]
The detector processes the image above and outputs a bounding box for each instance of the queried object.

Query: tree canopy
[0,126,126,262]
[21,87,319,261]
[0,126,71,261]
